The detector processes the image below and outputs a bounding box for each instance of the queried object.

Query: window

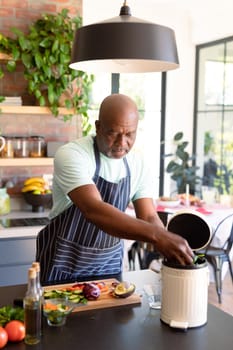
[88,72,164,198]
[193,36,233,196]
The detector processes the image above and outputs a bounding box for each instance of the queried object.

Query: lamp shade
[69,4,179,73]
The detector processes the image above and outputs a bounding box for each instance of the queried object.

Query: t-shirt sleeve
[130,154,157,201]
[53,142,95,195]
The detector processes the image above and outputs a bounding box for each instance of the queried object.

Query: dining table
[0,269,232,350]
[125,204,233,280]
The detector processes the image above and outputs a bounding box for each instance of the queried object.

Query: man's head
[95,94,139,159]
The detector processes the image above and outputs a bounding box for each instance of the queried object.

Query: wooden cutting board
[43,278,141,313]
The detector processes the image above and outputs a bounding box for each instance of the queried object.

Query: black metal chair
[199,214,233,303]
[127,211,168,270]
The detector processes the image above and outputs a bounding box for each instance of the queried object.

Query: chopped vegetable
[95,282,109,293]
[112,281,135,298]
[82,283,100,300]
[193,254,205,265]
[44,302,69,312]
[43,300,74,326]
[43,281,108,303]
[43,289,87,304]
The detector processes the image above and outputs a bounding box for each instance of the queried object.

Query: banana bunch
[22,177,51,195]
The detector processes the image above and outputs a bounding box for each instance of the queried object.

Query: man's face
[95,113,138,159]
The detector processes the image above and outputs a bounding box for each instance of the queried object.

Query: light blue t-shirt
[50,135,156,218]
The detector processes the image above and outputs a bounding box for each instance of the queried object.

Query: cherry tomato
[5,320,25,342]
[0,327,8,349]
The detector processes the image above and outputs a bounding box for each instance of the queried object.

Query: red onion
[82,283,100,300]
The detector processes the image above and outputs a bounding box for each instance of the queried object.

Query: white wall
[83,0,233,196]
[83,0,233,143]
[189,0,233,44]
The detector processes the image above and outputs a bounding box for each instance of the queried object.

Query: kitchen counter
[0,269,232,350]
[0,209,50,239]
[0,209,50,219]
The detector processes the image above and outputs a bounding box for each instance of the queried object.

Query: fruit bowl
[23,192,52,212]
[43,298,75,327]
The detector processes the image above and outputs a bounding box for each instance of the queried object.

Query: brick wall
[0,0,83,190]
[0,0,83,96]
[0,0,82,37]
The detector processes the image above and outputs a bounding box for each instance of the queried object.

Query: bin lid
[167,209,212,251]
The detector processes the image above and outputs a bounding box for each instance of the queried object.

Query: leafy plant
[165,132,201,194]
[0,305,24,327]
[214,164,233,195]
[204,131,215,156]
[0,9,94,134]
[203,131,233,194]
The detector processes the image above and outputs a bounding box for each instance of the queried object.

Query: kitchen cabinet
[0,209,48,286]
[0,233,38,286]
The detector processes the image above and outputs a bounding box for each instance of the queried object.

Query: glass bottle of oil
[31,261,43,334]
[31,262,43,300]
[24,267,41,345]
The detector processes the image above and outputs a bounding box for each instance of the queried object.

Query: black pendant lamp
[69,1,179,73]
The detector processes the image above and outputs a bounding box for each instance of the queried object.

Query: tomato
[5,320,25,342]
[0,327,8,349]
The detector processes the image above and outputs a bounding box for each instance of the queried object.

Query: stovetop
[0,217,49,228]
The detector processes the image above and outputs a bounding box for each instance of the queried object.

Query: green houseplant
[0,9,94,134]
[165,131,201,194]
[203,131,233,195]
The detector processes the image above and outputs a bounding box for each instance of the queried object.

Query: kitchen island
[0,269,232,350]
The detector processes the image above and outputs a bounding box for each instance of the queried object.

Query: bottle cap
[28,267,36,279]
[32,262,40,272]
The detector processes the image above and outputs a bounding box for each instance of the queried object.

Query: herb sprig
[0,305,24,326]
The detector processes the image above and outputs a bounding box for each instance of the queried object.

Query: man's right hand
[155,230,194,265]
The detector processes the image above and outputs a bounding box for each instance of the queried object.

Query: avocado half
[113,281,135,298]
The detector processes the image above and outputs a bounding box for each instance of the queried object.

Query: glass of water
[144,283,161,309]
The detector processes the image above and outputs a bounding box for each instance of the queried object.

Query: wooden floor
[208,270,233,316]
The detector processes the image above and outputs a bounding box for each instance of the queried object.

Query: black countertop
[0,270,232,350]
[0,217,49,228]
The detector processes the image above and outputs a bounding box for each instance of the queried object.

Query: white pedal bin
[160,210,212,329]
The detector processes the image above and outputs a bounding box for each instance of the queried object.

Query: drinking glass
[144,283,161,309]
[201,186,217,205]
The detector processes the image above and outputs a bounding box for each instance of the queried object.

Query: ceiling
[83,0,233,44]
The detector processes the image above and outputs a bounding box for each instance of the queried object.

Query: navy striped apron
[36,138,131,284]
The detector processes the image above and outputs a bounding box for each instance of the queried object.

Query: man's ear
[95,120,100,132]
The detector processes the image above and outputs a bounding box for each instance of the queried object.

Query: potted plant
[0,9,94,134]
[203,131,233,199]
[165,131,201,194]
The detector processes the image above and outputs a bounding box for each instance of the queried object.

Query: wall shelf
[0,52,12,61]
[0,158,53,167]
[0,105,75,115]
[0,105,75,168]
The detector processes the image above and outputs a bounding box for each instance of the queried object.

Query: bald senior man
[36,93,193,284]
